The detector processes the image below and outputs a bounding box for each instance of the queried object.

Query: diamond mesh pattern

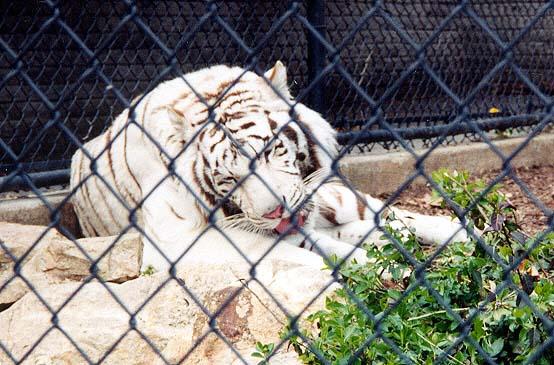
[0,1,553,364]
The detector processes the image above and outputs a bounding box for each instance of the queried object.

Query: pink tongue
[275,214,306,235]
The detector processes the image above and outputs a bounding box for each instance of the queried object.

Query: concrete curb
[0,193,80,236]
[341,134,554,195]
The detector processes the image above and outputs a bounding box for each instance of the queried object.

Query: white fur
[70,62,471,272]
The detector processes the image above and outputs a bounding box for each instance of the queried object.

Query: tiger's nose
[263,204,284,219]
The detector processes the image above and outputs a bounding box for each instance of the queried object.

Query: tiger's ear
[264,60,291,99]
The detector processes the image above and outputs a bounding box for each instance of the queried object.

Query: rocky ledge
[0,222,334,364]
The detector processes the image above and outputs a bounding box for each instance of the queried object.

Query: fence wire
[0,0,553,364]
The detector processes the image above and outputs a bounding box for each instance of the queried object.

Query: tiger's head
[172,62,338,235]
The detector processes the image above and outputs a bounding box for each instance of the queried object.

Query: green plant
[251,341,275,365]
[431,168,518,232]
[141,264,156,276]
[285,170,554,364]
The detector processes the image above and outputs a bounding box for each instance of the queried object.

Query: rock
[0,222,64,263]
[0,222,142,307]
[0,260,335,364]
[0,223,65,307]
[36,234,143,283]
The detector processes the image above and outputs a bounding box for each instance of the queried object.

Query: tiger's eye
[296,152,306,161]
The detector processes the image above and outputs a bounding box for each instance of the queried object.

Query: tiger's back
[71,107,143,237]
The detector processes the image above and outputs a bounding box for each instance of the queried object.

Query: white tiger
[70,61,468,271]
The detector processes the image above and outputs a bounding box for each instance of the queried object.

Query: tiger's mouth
[272,211,308,235]
[218,196,314,237]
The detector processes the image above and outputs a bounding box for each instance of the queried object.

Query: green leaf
[255,342,264,352]
[489,338,504,357]
[471,317,485,339]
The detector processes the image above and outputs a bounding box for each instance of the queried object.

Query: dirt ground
[379,165,554,236]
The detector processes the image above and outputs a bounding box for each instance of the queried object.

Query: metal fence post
[306,0,326,114]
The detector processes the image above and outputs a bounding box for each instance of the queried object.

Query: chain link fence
[2,0,553,175]
[1,0,553,364]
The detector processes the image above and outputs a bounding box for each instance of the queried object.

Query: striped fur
[71,62,470,270]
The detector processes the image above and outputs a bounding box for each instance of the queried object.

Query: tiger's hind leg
[313,182,470,248]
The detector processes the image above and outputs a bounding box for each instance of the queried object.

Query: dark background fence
[1,1,554,364]
[1,0,553,180]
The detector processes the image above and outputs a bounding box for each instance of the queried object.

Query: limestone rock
[36,234,143,283]
[0,222,335,363]
[0,223,65,307]
[0,222,63,263]
[0,222,142,307]
[0,260,334,364]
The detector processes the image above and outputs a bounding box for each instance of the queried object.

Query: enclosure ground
[381,164,554,235]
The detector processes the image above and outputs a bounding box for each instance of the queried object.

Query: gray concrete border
[0,193,80,236]
[341,133,554,195]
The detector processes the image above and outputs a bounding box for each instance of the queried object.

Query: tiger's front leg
[284,230,371,264]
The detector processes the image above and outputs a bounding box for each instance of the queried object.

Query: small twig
[414,331,465,365]
[407,307,470,322]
